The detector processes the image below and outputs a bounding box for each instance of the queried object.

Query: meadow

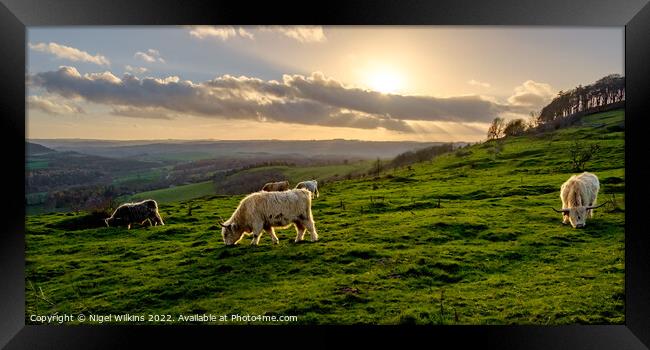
[122,181,217,204]
[115,161,375,204]
[25,110,625,325]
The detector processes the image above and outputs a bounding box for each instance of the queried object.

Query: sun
[367,70,404,94]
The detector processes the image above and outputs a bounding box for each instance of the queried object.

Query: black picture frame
[2,0,649,348]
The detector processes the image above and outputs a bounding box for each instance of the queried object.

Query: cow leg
[150,213,163,226]
[315,188,319,198]
[155,212,165,225]
[251,225,264,246]
[294,222,306,242]
[266,226,279,244]
[305,219,318,242]
[562,214,569,225]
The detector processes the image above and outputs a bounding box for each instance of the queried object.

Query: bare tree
[487,117,505,140]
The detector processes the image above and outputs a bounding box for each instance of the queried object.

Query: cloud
[468,79,491,88]
[110,106,175,120]
[134,49,165,63]
[28,42,110,66]
[203,72,515,123]
[188,26,254,40]
[507,80,556,108]
[125,65,148,74]
[274,72,514,122]
[27,95,85,115]
[29,67,529,132]
[188,26,326,43]
[258,26,326,43]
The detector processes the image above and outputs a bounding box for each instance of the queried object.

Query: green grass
[25,109,625,325]
[283,161,375,181]
[121,181,217,204]
[112,167,167,187]
[225,161,375,184]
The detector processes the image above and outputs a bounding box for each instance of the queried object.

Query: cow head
[566,207,588,228]
[105,215,125,227]
[551,202,607,228]
[220,221,244,246]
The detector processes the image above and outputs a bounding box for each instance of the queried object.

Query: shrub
[569,140,600,172]
[503,119,527,137]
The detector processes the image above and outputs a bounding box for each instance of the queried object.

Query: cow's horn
[586,201,609,210]
[217,215,227,226]
[550,207,570,213]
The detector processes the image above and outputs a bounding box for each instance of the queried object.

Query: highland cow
[105,199,164,229]
[551,172,606,228]
[261,181,289,192]
[295,180,319,199]
[220,189,318,246]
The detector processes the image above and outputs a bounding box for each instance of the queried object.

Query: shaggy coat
[559,172,600,228]
[105,199,164,229]
[295,180,319,198]
[221,189,318,246]
[261,181,290,192]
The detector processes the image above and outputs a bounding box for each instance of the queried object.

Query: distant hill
[29,139,462,162]
[26,142,55,156]
[26,148,160,195]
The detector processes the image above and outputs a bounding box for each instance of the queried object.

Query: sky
[26,26,624,142]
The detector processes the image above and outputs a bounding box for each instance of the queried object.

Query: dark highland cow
[105,199,164,229]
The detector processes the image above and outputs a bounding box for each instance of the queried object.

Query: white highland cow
[552,172,606,228]
[220,188,318,246]
[295,180,319,199]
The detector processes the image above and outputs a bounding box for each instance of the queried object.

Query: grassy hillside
[25,109,625,325]
[122,181,217,204]
[118,161,374,202]
[227,161,375,184]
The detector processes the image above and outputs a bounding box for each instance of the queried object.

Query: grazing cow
[261,180,290,192]
[551,172,605,228]
[220,189,318,246]
[295,180,319,199]
[105,199,164,229]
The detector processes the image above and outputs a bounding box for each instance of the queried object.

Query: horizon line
[27,138,469,143]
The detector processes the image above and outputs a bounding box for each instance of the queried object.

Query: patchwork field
[25,110,625,325]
